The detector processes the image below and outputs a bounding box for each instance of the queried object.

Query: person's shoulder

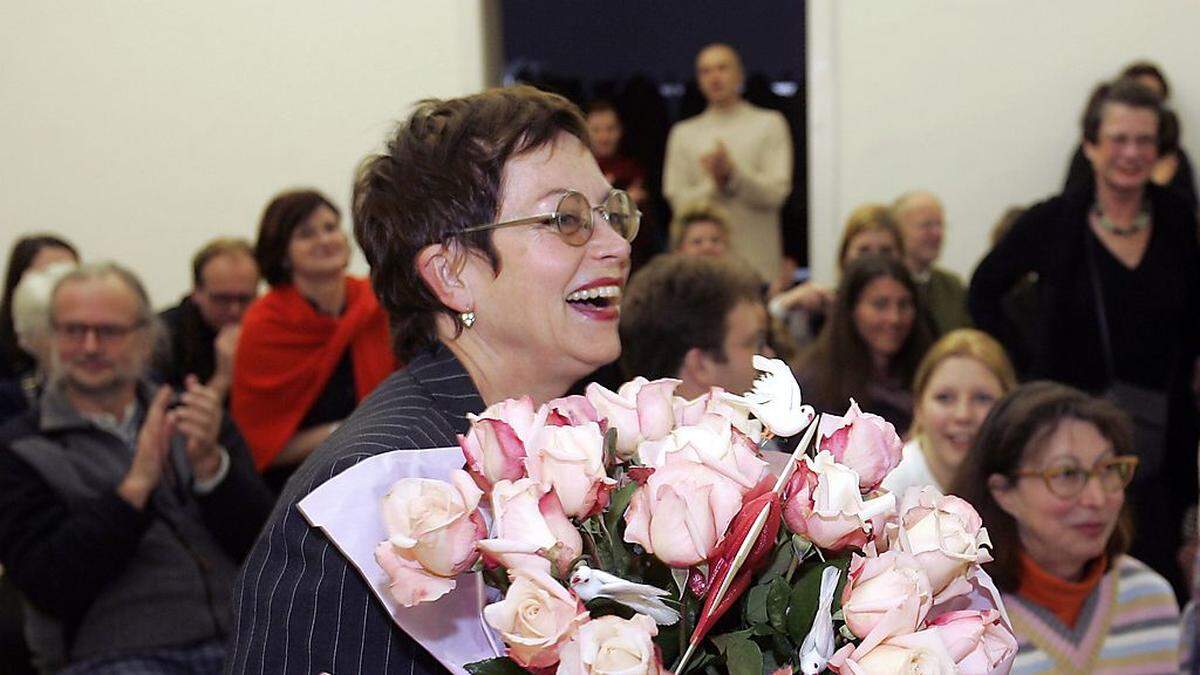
[0,403,41,447]
[930,266,966,289]
[157,296,190,326]
[1114,555,1181,610]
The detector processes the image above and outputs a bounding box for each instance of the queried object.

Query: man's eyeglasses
[52,320,147,344]
[462,189,640,247]
[1014,455,1138,499]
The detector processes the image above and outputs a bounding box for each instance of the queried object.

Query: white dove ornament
[722,355,815,437]
[798,566,840,674]
[568,565,680,625]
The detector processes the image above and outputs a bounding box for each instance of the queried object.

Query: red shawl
[232,276,396,469]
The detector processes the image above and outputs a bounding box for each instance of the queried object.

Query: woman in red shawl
[233,189,395,490]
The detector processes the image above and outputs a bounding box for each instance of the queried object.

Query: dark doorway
[500,2,808,268]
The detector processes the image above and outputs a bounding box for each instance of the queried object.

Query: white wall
[808,0,1200,284]
[0,2,490,306]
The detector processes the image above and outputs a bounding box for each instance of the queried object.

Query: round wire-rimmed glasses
[1014,455,1139,499]
[461,189,640,246]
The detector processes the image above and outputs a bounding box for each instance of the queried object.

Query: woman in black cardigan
[970,77,1200,599]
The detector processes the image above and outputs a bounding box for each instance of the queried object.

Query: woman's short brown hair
[836,204,905,273]
[950,381,1135,591]
[353,85,588,361]
[254,190,340,287]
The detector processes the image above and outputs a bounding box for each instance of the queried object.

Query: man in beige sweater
[664,43,793,280]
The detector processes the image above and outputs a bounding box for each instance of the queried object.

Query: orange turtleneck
[1016,551,1107,628]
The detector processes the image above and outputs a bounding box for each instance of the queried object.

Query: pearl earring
[460,310,476,328]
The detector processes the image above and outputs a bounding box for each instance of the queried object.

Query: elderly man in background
[0,263,271,673]
[892,190,971,338]
[663,43,792,280]
[156,238,259,400]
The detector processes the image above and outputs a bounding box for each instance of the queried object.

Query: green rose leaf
[766,576,791,631]
[745,584,770,626]
[721,635,764,675]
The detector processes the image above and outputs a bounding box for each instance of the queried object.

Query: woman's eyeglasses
[462,189,640,247]
[1014,456,1138,499]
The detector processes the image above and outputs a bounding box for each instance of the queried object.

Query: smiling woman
[231,189,396,491]
[226,85,636,674]
[952,382,1183,673]
[794,255,931,431]
[883,329,1016,494]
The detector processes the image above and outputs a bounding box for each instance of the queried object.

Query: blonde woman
[883,329,1016,494]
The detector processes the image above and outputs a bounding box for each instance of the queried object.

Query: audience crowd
[0,46,1197,674]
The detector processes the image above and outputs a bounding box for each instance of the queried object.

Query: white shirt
[882,438,942,497]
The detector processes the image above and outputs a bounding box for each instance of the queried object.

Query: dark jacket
[156,295,218,389]
[225,343,484,675]
[0,381,272,669]
[969,183,1200,393]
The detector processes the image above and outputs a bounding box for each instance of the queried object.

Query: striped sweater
[1004,555,1181,674]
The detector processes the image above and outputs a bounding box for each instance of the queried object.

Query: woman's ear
[416,242,473,313]
[988,473,1020,518]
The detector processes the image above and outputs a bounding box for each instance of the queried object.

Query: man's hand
[207,323,240,396]
[118,386,175,509]
[700,141,734,189]
[170,375,225,482]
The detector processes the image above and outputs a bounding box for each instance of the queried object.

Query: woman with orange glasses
[954,381,1182,673]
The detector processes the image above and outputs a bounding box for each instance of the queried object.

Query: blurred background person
[954,382,1181,673]
[795,255,930,431]
[664,42,792,281]
[893,190,971,339]
[0,260,75,675]
[884,328,1016,495]
[769,203,903,354]
[0,263,271,674]
[0,263,77,424]
[232,189,395,492]
[984,206,1038,379]
[586,100,658,268]
[619,253,768,399]
[670,200,732,258]
[0,235,79,381]
[970,77,1200,595]
[156,237,259,401]
[1064,62,1197,212]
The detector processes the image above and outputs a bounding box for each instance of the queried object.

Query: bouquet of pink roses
[371,356,1016,674]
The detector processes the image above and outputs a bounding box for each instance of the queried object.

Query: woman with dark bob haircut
[226,85,639,672]
[795,254,930,431]
[231,189,395,490]
[952,381,1182,672]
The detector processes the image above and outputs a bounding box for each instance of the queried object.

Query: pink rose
[374,470,487,606]
[526,422,616,519]
[673,387,764,443]
[477,478,583,576]
[891,487,993,599]
[841,550,933,645]
[482,568,589,669]
[782,451,897,552]
[624,453,744,567]
[548,395,601,426]
[926,610,1017,674]
[820,400,903,491]
[459,396,546,490]
[638,416,767,492]
[836,635,957,675]
[556,614,666,675]
[586,377,680,460]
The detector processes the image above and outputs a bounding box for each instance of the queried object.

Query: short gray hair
[52,262,155,326]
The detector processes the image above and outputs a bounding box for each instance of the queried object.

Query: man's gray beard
[47,351,146,401]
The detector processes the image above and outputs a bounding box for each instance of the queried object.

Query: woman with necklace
[969,77,1200,599]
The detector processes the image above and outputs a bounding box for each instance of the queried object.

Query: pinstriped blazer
[225,344,483,674]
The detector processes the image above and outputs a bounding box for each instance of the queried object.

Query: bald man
[892,190,970,337]
[663,43,792,280]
